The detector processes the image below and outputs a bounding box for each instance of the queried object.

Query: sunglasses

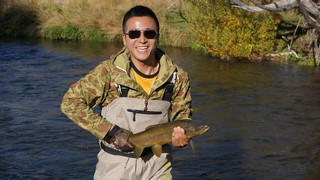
[124,29,158,39]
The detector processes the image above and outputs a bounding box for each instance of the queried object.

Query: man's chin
[133,53,151,62]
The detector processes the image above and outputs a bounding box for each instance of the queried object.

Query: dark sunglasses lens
[128,30,141,39]
[144,30,157,39]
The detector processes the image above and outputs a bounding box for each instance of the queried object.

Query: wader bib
[94,97,173,180]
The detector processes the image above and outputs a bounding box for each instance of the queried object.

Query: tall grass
[0,0,189,46]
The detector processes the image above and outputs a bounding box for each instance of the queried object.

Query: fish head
[195,124,210,135]
[184,121,210,137]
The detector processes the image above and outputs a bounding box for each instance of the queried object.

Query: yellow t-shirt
[131,62,159,95]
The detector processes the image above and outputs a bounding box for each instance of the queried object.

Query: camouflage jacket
[61,47,192,139]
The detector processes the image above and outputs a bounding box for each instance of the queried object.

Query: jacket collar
[111,47,177,94]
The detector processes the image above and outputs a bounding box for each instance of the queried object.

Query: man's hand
[172,126,189,147]
[104,125,135,152]
[110,128,135,152]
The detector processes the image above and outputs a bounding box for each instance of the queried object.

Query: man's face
[122,16,159,63]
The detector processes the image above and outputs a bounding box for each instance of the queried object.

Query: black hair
[122,5,159,33]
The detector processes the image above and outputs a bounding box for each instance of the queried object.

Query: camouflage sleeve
[171,67,193,121]
[60,61,112,139]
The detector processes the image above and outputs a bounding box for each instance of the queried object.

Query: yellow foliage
[186,0,279,60]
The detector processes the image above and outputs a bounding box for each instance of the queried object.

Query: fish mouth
[199,125,210,134]
[203,125,210,132]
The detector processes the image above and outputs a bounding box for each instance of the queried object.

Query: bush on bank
[42,24,108,42]
[186,0,279,60]
[0,1,39,37]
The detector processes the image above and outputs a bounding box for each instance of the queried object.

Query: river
[1,38,320,179]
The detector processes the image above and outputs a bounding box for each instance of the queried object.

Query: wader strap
[162,84,174,102]
[118,85,129,97]
[162,68,178,102]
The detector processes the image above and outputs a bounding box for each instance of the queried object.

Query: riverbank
[0,0,314,64]
[0,0,190,47]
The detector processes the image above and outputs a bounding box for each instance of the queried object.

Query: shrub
[186,0,279,60]
[43,24,108,41]
[82,28,108,42]
[0,1,39,37]
[43,26,64,40]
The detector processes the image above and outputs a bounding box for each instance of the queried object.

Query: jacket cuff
[103,125,120,143]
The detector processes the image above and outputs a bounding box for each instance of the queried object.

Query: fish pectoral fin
[190,139,195,157]
[133,146,144,158]
[151,145,163,157]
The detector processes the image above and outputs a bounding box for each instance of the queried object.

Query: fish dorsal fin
[133,146,144,158]
[151,144,163,157]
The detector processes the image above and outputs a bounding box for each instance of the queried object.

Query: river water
[1,39,320,179]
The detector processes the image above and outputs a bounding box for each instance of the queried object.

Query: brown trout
[129,120,210,157]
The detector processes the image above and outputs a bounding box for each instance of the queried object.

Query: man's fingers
[172,126,188,147]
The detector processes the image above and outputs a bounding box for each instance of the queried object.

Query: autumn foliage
[187,0,280,60]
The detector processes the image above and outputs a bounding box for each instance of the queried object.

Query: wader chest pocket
[127,109,162,122]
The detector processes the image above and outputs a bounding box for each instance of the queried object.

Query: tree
[231,0,320,66]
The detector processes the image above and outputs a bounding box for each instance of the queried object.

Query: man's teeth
[137,47,147,50]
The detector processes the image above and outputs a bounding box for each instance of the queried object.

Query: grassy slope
[0,0,313,64]
[0,0,190,47]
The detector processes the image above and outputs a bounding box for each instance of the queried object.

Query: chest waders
[94,70,177,180]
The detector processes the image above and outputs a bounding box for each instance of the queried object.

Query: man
[61,5,192,179]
